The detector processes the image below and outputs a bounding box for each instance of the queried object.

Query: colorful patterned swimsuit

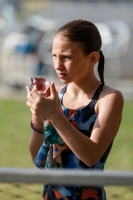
[34,83,113,200]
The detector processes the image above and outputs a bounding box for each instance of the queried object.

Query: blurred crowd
[0,0,132,91]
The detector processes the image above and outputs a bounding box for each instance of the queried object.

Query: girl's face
[52,34,91,84]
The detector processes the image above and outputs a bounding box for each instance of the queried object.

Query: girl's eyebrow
[51,52,72,56]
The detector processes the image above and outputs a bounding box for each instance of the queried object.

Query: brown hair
[55,19,105,84]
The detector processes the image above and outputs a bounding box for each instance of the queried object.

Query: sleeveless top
[34,83,113,200]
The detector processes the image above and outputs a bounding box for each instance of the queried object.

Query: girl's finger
[31,85,42,99]
[26,86,33,101]
[30,108,36,115]
[26,86,31,93]
[26,100,33,109]
[50,82,57,99]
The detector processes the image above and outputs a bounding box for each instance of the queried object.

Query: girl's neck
[67,77,101,98]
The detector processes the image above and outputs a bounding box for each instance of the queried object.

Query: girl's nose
[54,58,64,70]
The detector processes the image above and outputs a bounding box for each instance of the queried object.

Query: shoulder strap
[58,85,68,106]
[80,83,104,123]
[90,83,104,108]
[92,83,104,101]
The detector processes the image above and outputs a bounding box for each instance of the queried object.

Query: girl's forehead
[53,34,69,43]
[52,40,80,54]
[53,35,72,48]
[53,34,81,49]
[52,34,83,54]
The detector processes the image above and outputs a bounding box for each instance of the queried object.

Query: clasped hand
[26,82,60,121]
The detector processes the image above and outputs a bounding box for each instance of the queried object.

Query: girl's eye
[64,56,72,59]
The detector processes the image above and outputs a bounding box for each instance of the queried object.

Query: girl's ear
[89,51,100,65]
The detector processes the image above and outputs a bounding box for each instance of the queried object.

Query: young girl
[26,19,124,200]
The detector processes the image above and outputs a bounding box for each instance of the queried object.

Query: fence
[0,168,133,200]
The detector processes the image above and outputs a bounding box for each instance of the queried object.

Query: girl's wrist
[50,108,64,125]
[30,120,44,134]
[31,115,43,128]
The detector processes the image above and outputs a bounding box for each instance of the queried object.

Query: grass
[0,99,33,168]
[105,101,133,170]
[0,99,133,199]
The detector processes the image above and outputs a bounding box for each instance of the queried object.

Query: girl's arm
[26,83,124,167]
[26,86,44,161]
[51,88,124,167]
[28,115,44,162]
[27,85,63,162]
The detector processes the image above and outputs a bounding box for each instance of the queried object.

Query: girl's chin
[59,78,70,84]
[60,79,68,84]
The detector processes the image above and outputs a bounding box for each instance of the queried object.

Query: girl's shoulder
[95,84,124,116]
[99,84,124,106]
[102,84,123,98]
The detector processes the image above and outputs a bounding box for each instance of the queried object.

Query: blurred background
[0,1,133,200]
[0,0,133,100]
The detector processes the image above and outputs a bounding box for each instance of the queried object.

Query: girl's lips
[58,73,67,78]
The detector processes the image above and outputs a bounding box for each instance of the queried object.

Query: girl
[26,19,124,200]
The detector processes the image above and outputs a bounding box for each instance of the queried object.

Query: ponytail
[98,50,105,84]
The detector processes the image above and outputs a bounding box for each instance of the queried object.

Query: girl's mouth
[58,73,67,78]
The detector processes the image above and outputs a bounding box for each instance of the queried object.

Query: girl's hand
[26,82,61,121]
